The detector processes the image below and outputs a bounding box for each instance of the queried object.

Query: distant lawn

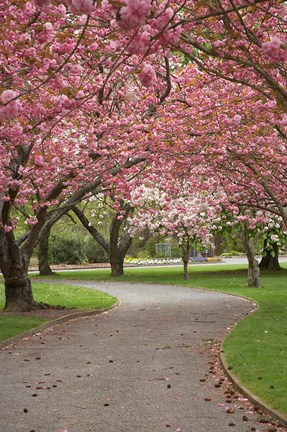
[34,263,287,415]
[0,282,117,343]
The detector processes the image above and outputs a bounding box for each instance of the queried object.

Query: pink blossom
[25,217,38,226]
[34,155,45,166]
[57,4,67,15]
[69,0,94,15]
[0,103,20,121]
[155,7,173,30]
[34,0,51,7]
[36,22,55,44]
[233,114,241,123]
[127,30,152,54]
[262,37,287,63]
[3,225,13,233]
[1,90,18,104]
[119,0,151,30]
[0,90,21,121]
[139,63,156,87]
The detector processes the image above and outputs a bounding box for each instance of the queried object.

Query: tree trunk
[181,240,190,280]
[183,260,189,280]
[110,256,124,277]
[213,233,222,256]
[1,228,48,311]
[109,206,133,277]
[247,260,260,288]
[5,274,40,312]
[259,241,282,271]
[241,222,261,288]
[109,239,125,277]
[38,224,55,275]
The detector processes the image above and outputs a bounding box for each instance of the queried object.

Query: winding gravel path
[0,281,285,432]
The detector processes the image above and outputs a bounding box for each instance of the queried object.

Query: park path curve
[0,281,286,432]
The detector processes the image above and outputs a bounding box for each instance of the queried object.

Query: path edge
[0,301,119,349]
[220,348,287,426]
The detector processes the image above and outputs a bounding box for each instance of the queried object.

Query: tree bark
[241,221,261,287]
[109,210,132,277]
[181,239,190,280]
[183,260,189,280]
[4,274,45,312]
[259,241,282,270]
[110,256,124,277]
[1,228,47,311]
[213,233,222,256]
[38,224,55,275]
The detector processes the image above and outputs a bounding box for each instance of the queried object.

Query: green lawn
[0,281,117,343]
[35,263,287,415]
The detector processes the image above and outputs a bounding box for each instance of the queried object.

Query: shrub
[49,234,86,265]
[221,251,244,257]
[84,237,109,263]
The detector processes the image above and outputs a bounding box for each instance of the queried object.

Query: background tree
[72,196,133,276]
[128,179,220,279]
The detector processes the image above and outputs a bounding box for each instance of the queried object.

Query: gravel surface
[0,281,286,432]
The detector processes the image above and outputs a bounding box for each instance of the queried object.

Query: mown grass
[36,263,287,415]
[0,316,49,342]
[0,281,117,343]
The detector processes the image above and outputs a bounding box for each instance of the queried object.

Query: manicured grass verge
[39,263,287,415]
[0,316,49,342]
[32,282,117,310]
[0,282,117,343]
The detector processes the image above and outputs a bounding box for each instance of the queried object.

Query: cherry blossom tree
[144,65,287,227]
[176,1,287,105]
[0,0,178,310]
[128,178,223,279]
[1,0,286,310]
[128,64,286,285]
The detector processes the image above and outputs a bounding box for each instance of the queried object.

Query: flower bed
[124,257,222,266]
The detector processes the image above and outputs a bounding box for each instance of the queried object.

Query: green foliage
[84,236,108,263]
[127,235,157,258]
[48,231,108,265]
[49,234,86,264]
[137,250,153,259]
[220,251,244,257]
